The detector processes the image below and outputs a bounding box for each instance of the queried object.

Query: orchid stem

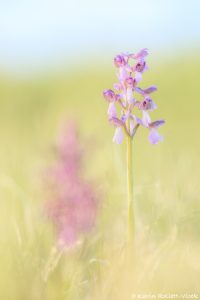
[127,134,134,244]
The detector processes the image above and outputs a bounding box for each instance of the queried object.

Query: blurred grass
[0,54,200,299]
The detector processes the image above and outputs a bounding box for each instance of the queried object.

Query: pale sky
[0,0,199,73]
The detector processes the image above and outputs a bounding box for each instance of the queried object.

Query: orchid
[103,49,165,244]
[103,48,165,145]
[45,122,98,248]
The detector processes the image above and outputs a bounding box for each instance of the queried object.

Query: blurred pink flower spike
[103,49,165,145]
[45,121,99,249]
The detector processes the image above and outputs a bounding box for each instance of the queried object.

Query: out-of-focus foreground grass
[0,54,200,300]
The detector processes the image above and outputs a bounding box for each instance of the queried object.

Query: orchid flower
[102,49,165,245]
[103,48,165,145]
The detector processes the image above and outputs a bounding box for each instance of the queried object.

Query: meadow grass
[0,55,200,299]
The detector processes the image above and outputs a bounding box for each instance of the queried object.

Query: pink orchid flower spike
[103,49,165,145]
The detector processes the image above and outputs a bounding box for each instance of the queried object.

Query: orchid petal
[143,63,149,72]
[113,83,122,91]
[132,114,143,126]
[148,129,163,144]
[134,87,144,95]
[142,111,151,127]
[107,102,117,118]
[112,127,124,144]
[130,120,139,137]
[132,48,148,59]
[126,87,134,104]
[144,86,157,94]
[134,72,142,83]
[149,100,157,111]
[149,120,165,129]
[118,67,128,81]
[109,116,124,127]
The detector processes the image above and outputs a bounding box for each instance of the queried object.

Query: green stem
[127,134,134,243]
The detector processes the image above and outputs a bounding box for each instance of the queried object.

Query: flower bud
[125,76,137,88]
[103,89,116,102]
[114,55,126,68]
[135,60,146,72]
